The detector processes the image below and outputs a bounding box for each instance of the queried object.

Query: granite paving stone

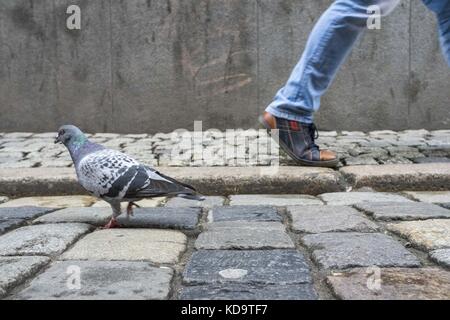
[0,197,8,204]
[33,207,111,226]
[354,202,450,221]
[229,195,323,206]
[387,220,450,251]
[208,206,281,223]
[288,206,380,233]
[3,130,450,170]
[62,229,187,264]
[165,196,226,208]
[413,157,450,164]
[302,232,420,269]
[0,220,25,235]
[0,207,56,220]
[429,249,450,268]
[14,261,173,300]
[183,250,311,285]
[344,156,379,166]
[404,191,450,206]
[195,222,294,250]
[34,206,202,230]
[0,196,97,208]
[0,223,92,256]
[318,192,412,206]
[179,283,317,300]
[327,268,450,300]
[0,256,50,298]
[117,207,202,230]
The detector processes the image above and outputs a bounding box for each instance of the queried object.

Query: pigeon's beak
[54,135,61,144]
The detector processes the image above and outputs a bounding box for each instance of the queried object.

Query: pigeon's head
[55,125,86,146]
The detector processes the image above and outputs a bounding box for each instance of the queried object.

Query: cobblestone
[430,249,450,268]
[302,232,420,269]
[14,261,173,300]
[62,229,187,264]
[404,191,450,206]
[0,207,55,220]
[165,196,226,208]
[0,223,92,256]
[318,192,411,206]
[195,222,294,250]
[328,268,450,300]
[0,196,97,208]
[33,207,111,226]
[208,206,281,223]
[229,194,323,206]
[0,256,50,298]
[0,188,449,300]
[387,220,450,251]
[182,250,311,285]
[288,206,380,233]
[116,207,202,230]
[1,130,449,168]
[354,202,450,221]
[180,283,317,300]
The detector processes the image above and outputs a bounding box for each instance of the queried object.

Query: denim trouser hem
[267,0,449,122]
[265,106,314,124]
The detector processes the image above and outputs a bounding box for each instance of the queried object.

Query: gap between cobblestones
[277,207,336,300]
[168,204,212,300]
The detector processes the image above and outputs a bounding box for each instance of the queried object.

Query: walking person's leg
[422,0,450,66]
[260,0,400,167]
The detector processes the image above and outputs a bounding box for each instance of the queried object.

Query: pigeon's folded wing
[77,149,195,199]
[77,149,140,197]
[121,167,196,199]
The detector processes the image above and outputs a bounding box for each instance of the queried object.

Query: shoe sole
[259,116,340,168]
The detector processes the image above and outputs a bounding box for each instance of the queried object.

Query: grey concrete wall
[0,0,448,133]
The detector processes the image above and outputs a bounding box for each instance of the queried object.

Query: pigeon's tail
[177,192,206,201]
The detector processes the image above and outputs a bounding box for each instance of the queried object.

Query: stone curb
[0,163,449,197]
[0,167,344,197]
[340,163,450,191]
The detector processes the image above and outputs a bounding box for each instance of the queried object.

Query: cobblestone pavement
[1,129,450,169]
[0,192,449,300]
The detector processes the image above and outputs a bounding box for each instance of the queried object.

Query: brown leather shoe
[259,112,339,167]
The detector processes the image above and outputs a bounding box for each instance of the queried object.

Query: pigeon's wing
[77,149,196,200]
[121,167,197,199]
[76,149,140,197]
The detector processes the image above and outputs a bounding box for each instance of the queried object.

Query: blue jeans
[266,0,450,124]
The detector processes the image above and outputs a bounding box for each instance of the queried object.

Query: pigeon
[55,125,204,228]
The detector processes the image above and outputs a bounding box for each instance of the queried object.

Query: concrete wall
[0,0,449,133]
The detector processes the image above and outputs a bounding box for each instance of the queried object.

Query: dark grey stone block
[288,205,380,233]
[0,207,56,220]
[183,250,311,285]
[117,207,202,230]
[355,202,450,221]
[302,232,421,269]
[209,206,281,223]
[413,157,450,164]
[0,219,25,235]
[195,222,295,249]
[179,283,317,300]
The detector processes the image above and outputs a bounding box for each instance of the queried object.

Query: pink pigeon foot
[102,218,120,229]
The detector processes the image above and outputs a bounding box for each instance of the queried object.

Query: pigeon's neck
[67,137,103,165]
